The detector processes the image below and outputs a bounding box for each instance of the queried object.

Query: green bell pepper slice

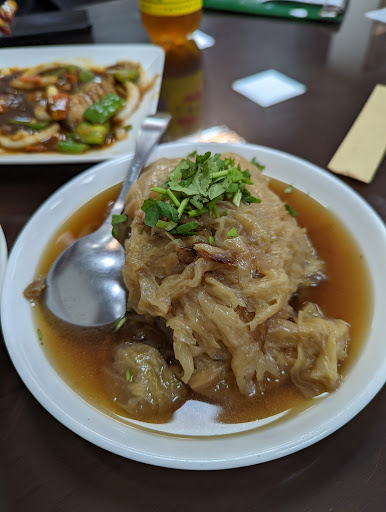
[55,139,90,154]
[107,67,140,83]
[75,121,109,145]
[83,93,126,124]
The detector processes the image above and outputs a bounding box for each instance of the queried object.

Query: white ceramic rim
[0,225,7,305]
[0,44,164,164]
[1,142,385,470]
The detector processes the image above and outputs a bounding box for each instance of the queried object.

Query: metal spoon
[44,113,171,327]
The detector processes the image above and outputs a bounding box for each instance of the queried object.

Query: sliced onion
[0,123,60,149]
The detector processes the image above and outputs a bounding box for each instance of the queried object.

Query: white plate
[0,225,7,304]
[1,143,386,470]
[0,44,164,164]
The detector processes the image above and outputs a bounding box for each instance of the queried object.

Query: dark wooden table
[0,1,385,511]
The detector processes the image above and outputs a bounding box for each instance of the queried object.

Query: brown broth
[32,178,373,425]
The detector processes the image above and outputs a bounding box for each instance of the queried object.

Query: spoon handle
[108,113,171,219]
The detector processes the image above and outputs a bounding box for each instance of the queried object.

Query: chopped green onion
[211,170,229,179]
[151,186,168,194]
[188,208,208,217]
[10,119,50,131]
[284,204,298,217]
[284,185,294,194]
[227,227,238,238]
[125,368,132,382]
[177,197,189,219]
[124,124,132,132]
[37,328,43,341]
[166,188,181,207]
[114,315,127,332]
[111,214,128,238]
[112,214,128,224]
[156,219,177,231]
[232,189,242,207]
[209,235,214,245]
[251,157,265,171]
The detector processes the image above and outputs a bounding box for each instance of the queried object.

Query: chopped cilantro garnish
[242,188,261,204]
[284,203,298,217]
[140,153,261,237]
[284,185,294,194]
[142,199,178,228]
[112,214,128,238]
[251,157,265,171]
[227,227,238,238]
[171,222,198,236]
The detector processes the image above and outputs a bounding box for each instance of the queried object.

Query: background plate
[1,142,386,469]
[0,44,164,164]
[0,225,7,305]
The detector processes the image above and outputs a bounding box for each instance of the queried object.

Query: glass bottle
[159,39,203,140]
[139,0,202,46]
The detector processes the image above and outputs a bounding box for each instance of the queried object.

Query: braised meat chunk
[65,75,116,130]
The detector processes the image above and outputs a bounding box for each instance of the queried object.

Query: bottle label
[161,70,203,138]
[140,0,202,17]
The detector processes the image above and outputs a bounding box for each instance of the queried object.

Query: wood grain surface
[0,1,385,511]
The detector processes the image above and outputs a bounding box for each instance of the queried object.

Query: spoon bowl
[44,113,171,327]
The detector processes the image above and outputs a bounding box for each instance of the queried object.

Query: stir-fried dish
[25,152,371,424]
[0,1,17,36]
[0,60,150,154]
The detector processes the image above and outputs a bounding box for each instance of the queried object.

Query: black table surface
[0,1,385,511]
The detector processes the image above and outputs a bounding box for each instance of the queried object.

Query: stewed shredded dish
[113,152,350,418]
[26,152,368,424]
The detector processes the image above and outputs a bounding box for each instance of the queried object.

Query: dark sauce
[32,180,373,425]
[0,72,36,134]
[0,64,154,154]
